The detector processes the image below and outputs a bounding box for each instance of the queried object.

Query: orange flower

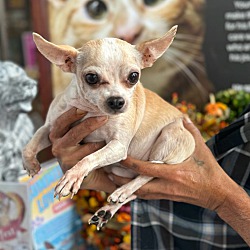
[205,102,228,117]
[117,212,131,223]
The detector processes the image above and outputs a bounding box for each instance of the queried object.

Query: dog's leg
[89,167,161,229]
[106,118,195,204]
[22,124,51,176]
[88,194,137,230]
[148,118,195,164]
[54,139,128,199]
[87,118,195,230]
[108,174,154,204]
[89,163,161,229]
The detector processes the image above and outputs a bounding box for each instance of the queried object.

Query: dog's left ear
[33,33,78,73]
[135,25,177,68]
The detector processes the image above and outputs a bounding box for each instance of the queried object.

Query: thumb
[108,174,132,187]
[183,117,204,144]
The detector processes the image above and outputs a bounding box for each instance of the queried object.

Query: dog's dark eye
[144,0,163,6]
[85,73,99,85]
[86,0,108,20]
[128,72,139,85]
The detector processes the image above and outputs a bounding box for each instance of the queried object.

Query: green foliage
[215,89,250,122]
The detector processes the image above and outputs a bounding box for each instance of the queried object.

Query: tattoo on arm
[193,157,204,166]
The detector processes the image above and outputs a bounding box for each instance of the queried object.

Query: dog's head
[33,26,177,115]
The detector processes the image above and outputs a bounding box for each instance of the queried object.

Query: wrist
[216,181,250,245]
[216,178,249,214]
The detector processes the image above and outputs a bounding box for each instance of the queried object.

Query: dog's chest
[83,116,131,143]
[84,129,112,143]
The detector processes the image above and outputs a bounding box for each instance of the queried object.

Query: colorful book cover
[0,182,32,250]
[18,160,85,250]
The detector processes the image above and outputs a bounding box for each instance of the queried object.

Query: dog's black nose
[107,96,125,110]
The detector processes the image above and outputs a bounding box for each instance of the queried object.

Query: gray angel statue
[0,61,37,181]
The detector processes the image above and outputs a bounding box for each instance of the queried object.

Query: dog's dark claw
[100,222,107,228]
[109,199,117,204]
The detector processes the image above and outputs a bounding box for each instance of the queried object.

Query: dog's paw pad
[95,210,112,221]
[97,210,105,217]
[89,210,112,230]
[100,210,112,220]
[91,215,99,222]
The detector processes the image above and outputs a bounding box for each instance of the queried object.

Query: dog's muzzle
[106,96,125,111]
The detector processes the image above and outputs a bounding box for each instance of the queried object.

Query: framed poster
[30,0,250,115]
[47,0,214,107]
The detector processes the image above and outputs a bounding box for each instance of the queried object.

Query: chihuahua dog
[22,26,195,229]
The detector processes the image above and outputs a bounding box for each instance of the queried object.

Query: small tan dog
[22,26,195,229]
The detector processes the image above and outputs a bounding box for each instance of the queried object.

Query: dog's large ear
[33,33,78,73]
[135,25,177,68]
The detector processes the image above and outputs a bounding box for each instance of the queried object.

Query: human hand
[111,118,238,211]
[49,108,116,193]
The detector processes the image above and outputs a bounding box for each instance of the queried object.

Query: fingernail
[76,109,87,115]
[94,141,106,149]
[108,174,114,182]
[184,116,192,123]
[96,116,108,122]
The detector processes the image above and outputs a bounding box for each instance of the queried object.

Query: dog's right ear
[135,25,177,68]
[33,33,78,73]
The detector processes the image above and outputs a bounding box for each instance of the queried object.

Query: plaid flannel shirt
[130,106,250,250]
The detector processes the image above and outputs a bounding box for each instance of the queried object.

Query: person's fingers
[183,117,213,159]
[133,178,188,201]
[109,173,132,186]
[137,192,176,200]
[121,157,176,178]
[77,141,106,158]
[59,116,108,146]
[52,141,105,169]
[81,168,117,193]
[109,174,166,199]
[110,174,177,200]
[135,178,169,197]
[50,108,87,141]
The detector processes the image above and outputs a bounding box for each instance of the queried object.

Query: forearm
[216,182,250,246]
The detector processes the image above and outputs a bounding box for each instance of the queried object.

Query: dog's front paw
[89,194,136,230]
[22,152,41,177]
[107,187,130,204]
[54,168,87,200]
[88,205,116,230]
